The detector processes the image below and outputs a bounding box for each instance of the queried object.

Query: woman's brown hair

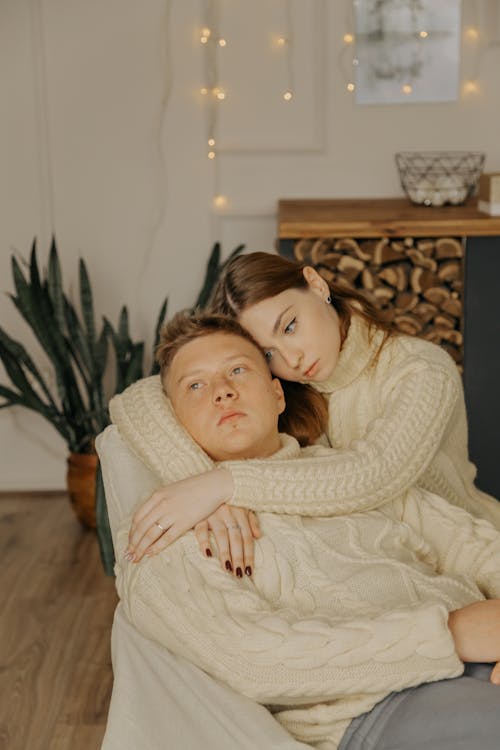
[209,251,391,336]
[209,251,394,445]
[156,310,326,447]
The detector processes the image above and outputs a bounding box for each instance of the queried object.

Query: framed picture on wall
[353,0,461,104]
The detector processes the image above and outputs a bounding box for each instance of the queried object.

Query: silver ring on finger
[155,521,167,533]
[228,525,241,530]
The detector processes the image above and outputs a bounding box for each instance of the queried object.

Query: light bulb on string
[218,38,227,47]
[465,27,479,41]
[208,138,215,147]
[200,27,211,44]
[343,33,354,44]
[463,79,479,94]
[200,87,208,96]
[276,36,287,47]
[283,90,293,101]
[402,84,413,95]
[208,151,216,159]
[213,195,228,210]
[419,30,428,38]
[347,82,355,92]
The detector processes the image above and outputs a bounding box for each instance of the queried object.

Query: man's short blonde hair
[156,311,268,389]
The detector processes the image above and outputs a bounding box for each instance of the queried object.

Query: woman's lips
[303,360,319,378]
[218,411,246,426]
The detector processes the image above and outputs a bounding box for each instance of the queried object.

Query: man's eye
[284,318,296,335]
[232,366,245,375]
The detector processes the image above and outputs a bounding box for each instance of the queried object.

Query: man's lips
[217,410,246,426]
[303,360,319,378]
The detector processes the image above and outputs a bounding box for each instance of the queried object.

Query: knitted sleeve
[397,488,500,599]
[114,533,462,706]
[225,358,460,516]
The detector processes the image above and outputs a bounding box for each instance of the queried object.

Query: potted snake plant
[0,238,244,574]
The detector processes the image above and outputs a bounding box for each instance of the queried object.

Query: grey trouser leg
[339,663,500,750]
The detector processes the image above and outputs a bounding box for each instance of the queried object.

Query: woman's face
[238,267,342,383]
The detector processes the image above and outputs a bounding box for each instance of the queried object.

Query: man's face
[165,332,285,462]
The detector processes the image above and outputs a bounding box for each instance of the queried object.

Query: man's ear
[302,265,330,300]
[271,377,286,415]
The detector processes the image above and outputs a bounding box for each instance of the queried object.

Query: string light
[419,30,428,38]
[402,84,413,95]
[463,79,479,94]
[465,26,479,41]
[347,82,355,92]
[277,1,294,102]
[200,3,225,175]
[343,33,354,44]
[213,194,228,209]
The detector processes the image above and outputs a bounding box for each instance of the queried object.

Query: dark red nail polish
[225,560,233,572]
[245,566,252,576]
[205,548,212,557]
[236,567,243,578]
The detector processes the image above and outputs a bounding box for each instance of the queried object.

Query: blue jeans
[339,663,500,750]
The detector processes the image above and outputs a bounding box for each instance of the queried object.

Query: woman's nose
[281,347,303,371]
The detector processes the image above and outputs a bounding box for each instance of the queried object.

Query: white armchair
[96,425,312,750]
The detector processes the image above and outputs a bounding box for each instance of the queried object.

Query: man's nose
[213,377,237,403]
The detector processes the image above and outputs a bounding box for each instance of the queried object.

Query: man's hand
[448,600,500,683]
[124,468,234,562]
[194,504,261,578]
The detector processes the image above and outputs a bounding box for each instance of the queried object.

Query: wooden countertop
[278,198,500,238]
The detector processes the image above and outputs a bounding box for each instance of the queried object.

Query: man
[109,312,500,750]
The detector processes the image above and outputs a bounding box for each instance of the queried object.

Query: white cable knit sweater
[110,382,500,750]
[223,314,500,527]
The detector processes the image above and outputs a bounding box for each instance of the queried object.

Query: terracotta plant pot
[66,452,98,529]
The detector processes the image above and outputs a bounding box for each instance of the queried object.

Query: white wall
[1,0,499,490]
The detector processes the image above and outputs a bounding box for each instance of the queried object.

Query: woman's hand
[124,468,233,563]
[448,600,500,684]
[194,505,261,578]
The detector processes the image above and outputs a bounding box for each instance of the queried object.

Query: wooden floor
[0,492,118,750]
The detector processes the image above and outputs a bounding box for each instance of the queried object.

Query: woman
[124,251,500,564]
[112,310,500,750]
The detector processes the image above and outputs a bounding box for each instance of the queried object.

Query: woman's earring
[326,295,332,305]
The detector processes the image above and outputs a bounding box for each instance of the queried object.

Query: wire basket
[395,151,485,207]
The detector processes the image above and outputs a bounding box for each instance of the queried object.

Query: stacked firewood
[293,236,464,368]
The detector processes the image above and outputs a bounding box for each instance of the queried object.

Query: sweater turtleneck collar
[313,314,382,394]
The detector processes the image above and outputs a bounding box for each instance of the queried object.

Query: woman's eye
[284,318,296,335]
[189,382,202,391]
[232,366,245,375]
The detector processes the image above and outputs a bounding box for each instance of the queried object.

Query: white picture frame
[353,0,461,104]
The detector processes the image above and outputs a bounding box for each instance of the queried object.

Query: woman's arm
[115,533,464,706]
[395,487,500,598]
[109,378,255,563]
[225,359,460,515]
[113,362,459,554]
